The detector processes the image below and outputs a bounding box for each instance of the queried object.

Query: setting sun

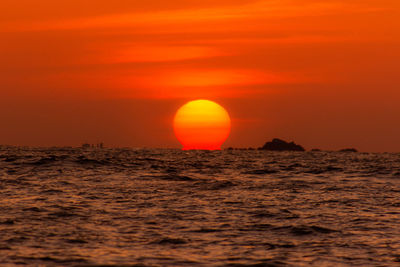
[173,100,231,150]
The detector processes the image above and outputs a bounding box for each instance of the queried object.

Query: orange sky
[1,0,399,151]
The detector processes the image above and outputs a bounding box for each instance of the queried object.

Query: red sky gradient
[1,0,399,151]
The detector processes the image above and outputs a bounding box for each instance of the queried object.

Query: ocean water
[0,147,400,266]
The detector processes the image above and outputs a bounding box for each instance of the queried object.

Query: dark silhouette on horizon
[338,148,358,153]
[81,143,104,149]
[259,138,305,151]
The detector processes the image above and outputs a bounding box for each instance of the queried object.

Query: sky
[1,0,399,151]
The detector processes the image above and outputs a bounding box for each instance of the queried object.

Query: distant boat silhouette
[81,143,104,149]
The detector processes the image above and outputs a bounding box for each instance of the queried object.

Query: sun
[173,100,231,150]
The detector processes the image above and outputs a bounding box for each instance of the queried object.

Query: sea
[0,147,399,266]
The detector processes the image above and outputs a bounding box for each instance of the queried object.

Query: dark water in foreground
[0,148,400,266]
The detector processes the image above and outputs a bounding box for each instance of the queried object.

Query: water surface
[0,148,399,266]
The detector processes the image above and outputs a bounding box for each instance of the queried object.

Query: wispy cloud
[1,0,379,33]
[1,0,398,100]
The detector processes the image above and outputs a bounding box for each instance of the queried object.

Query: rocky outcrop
[259,138,305,151]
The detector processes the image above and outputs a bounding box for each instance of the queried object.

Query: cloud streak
[1,0,399,100]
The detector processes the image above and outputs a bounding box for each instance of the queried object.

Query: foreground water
[0,147,399,266]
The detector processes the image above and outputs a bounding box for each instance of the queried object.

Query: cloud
[1,0,381,33]
[1,0,399,101]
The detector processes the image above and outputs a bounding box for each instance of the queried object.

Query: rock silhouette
[260,138,305,151]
